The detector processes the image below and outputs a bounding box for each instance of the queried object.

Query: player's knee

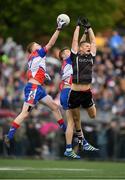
[68,120,74,127]
[73,116,79,123]
[52,103,60,112]
[89,113,96,119]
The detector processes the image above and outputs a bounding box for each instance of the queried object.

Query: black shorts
[68,89,94,109]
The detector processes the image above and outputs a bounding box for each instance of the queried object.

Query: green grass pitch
[0,159,125,179]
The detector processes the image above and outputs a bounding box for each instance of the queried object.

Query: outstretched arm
[79,16,96,55]
[80,32,87,43]
[88,28,96,56]
[45,19,66,51]
[45,30,60,51]
[71,26,80,53]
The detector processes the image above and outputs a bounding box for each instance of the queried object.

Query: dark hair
[59,47,70,60]
[26,42,36,53]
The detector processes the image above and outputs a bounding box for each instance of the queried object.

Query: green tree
[0,0,122,46]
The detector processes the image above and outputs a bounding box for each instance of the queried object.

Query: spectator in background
[109,31,123,57]
[26,122,42,157]
[50,47,60,60]
[107,119,118,159]
[2,37,17,57]
[97,123,108,160]
[117,121,125,159]
[98,85,114,111]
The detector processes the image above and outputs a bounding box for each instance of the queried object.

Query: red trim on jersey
[59,81,65,91]
[59,76,72,91]
[27,70,32,80]
[28,50,39,61]
[31,84,38,90]
[27,68,45,85]
[62,60,67,70]
[31,51,39,57]
[69,76,72,84]
[43,46,48,53]
[34,68,45,84]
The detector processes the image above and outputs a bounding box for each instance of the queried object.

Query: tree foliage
[0,0,123,46]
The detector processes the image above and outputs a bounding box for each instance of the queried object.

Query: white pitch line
[32,168,95,171]
[0,167,95,171]
[0,167,26,171]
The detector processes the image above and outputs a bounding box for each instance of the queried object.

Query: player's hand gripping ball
[57,14,70,27]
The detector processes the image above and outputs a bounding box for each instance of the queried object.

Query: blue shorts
[24,83,47,106]
[60,88,71,110]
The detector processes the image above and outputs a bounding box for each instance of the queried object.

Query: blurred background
[0,0,125,160]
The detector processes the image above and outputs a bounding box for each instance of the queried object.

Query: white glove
[45,73,51,81]
[57,20,66,30]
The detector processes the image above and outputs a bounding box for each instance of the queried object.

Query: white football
[57,14,70,26]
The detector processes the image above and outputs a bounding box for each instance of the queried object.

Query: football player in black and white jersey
[59,24,98,158]
[64,17,99,157]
